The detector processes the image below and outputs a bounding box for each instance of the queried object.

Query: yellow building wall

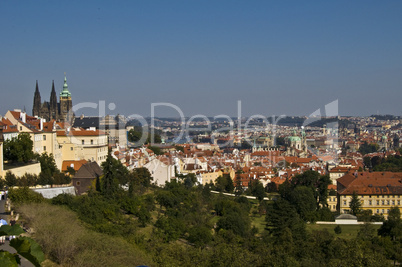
[339,194,402,219]
[201,170,223,185]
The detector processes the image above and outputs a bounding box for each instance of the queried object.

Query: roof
[73,117,100,129]
[57,129,106,136]
[73,162,103,179]
[337,172,402,195]
[62,160,88,172]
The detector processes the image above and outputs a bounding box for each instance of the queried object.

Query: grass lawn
[307,224,381,239]
[250,215,266,234]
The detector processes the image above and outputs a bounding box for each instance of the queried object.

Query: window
[382,209,385,214]
[82,140,85,145]
[387,209,389,213]
[382,200,385,205]
[398,200,401,205]
[343,201,346,205]
[20,126,22,131]
[70,147,73,151]
[43,135,46,141]
[76,181,81,186]
[43,146,46,151]
[377,209,379,214]
[369,200,372,205]
[91,139,93,145]
[392,200,395,205]
[387,200,390,205]
[377,200,380,205]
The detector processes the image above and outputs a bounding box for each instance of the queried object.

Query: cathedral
[32,75,73,122]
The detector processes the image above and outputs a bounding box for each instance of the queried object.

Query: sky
[0,1,401,118]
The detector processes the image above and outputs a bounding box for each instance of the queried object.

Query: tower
[32,80,41,117]
[0,126,3,177]
[49,80,58,120]
[59,74,73,122]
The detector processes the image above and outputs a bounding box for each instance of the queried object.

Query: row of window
[82,139,94,145]
[369,200,401,206]
[343,200,401,206]
[343,195,401,199]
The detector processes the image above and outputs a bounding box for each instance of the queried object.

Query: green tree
[0,224,45,267]
[8,187,45,204]
[148,146,163,155]
[349,191,362,216]
[290,171,331,209]
[5,171,18,187]
[215,174,234,193]
[378,207,402,241]
[216,212,250,237]
[266,199,306,240]
[289,186,317,222]
[100,153,122,198]
[334,225,342,234]
[127,128,143,143]
[3,133,34,163]
[188,226,212,248]
[265,182,278,193]
[248,179,265,202]
[359,142,379,155]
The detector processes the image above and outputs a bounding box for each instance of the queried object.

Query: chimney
[40,118,44,131]
[20,112,26,123]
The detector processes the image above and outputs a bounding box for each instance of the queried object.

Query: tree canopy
[3,133,34,163]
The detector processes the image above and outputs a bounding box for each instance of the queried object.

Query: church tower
[59,74,73,122]
[32,80,41,117]
[49,80,58,120]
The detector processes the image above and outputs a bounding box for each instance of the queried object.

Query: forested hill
[8,160,402,266]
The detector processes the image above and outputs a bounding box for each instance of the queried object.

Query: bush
[334,225,342,234]
[8,187,45,205]
[17,203,154,266]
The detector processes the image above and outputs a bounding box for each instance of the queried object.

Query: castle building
[32,75,73,122]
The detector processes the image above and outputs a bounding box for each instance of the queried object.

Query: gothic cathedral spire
[50,80,58,120]
[32,80,41,117]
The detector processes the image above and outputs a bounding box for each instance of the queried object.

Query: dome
[60,75,71,97]
[288,136,301,142]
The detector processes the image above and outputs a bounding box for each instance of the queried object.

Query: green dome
[288,136,301,142]
[60,75,71,97]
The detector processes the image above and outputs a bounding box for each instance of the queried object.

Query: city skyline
[1,1,401,117]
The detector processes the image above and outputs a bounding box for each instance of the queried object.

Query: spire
[33,80,41,116]
[50,80,58,120]
[60,73,71,97]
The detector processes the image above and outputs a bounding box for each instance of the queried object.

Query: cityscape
[0,1,401,266]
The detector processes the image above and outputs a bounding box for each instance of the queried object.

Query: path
[0,198,34,267]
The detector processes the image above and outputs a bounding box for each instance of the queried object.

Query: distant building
[32,75,73,122]
[73,115,127,147]
[72,161,103,195]
[337,172,402,218]
[56,129,108,166]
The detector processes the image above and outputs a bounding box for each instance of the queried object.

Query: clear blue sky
[1,1,401,117]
